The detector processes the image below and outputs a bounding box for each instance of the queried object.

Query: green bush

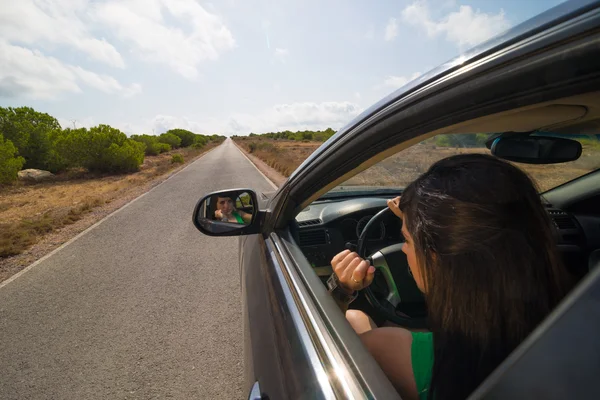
[435,134,490,148]
[435,135,453,147]
[171,153,184,164]
[55,125,145,173]
[0,134,25,184]
[166,129,196,147]
[0,106,61,171]
[248,142,257,153]
[158,133,182,148]
[193,135,208,147]
[102,140,146,173]
[158,143,171,153]
[131,134,162,156]
[191,142,204,149]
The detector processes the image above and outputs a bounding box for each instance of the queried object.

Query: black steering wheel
[357,207,428,329]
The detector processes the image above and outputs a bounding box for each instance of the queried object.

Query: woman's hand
[331,250,376,293]
[214,209,224,220]
[387,196,403,219]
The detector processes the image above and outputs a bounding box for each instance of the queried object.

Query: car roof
[290,0,600,182]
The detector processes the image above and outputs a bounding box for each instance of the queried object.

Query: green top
[232,210,246,224]
[411,332,434,400]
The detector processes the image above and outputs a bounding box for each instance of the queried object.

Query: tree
[131,134,162,156]
[158,133,182,148]
[166,129,196,147]
[0,134,25,184]
[53,125,145,173]
[0,106,61,170]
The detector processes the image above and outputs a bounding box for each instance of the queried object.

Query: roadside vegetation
[234,131,600,192]
[0,106,225,259]
[232,128,335,176]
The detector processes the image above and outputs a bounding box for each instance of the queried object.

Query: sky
[0,0,566,136]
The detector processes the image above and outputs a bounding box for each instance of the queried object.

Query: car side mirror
[192,189,262,236]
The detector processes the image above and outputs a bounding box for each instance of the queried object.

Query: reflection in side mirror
[193,189,260,236]
[489,135,582,164]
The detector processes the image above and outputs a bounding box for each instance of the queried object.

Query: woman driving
[212,195,252,224]
[329,154,571,400]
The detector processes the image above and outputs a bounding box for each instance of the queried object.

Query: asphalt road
[0,139,277,400]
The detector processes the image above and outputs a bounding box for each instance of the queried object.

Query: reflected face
[217,197,234,214]
[401,221,426,293]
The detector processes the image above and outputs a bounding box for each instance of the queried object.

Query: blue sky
[0,0,565,136]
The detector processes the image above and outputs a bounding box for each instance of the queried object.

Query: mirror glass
[490,135,582,164]
[195,190,256,234]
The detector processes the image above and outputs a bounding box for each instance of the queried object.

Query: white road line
[0,145,219,291]
[231,140,279,190]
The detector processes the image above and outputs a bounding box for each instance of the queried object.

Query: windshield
[327,133,600,197]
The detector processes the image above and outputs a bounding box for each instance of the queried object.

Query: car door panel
[241,232,335,399]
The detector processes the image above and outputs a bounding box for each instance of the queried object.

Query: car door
[233,2,600,398]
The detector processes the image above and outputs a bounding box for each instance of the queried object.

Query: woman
[330,154,571,400]
[212,195,252,224]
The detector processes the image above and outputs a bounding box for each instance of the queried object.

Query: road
[0,139,276,400]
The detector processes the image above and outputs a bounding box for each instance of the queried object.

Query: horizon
[0,0,564,136]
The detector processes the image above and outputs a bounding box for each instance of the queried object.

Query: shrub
[131,134,162,156]
[248,142,257,153]
[0,106,61,171]
[171,153,184,164]
[0,134,25,184]
[158,133,182,148]
[191,142,204,149]
[56,125,145,173]
[158,143,171,153]
[166,129,196,147]
[102,140,146,173]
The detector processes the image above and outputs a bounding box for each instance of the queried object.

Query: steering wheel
[357,207,428,329]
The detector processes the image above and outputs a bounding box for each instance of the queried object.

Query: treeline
[233,128,337,142]
[0,106,224,184]
[433,133,490,147]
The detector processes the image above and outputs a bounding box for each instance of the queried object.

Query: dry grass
[233,137,600,193]
[0,144,218,258]
[346,142,600,192]
[234,137,321,177]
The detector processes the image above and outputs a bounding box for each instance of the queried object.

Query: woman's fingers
[331,250,376,291]
[340,256,363,283]
[331,249,351,271]
[363,266,376,287]
[387,196,403,219]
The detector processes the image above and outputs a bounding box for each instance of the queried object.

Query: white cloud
[135,101,363,136]
[402,1,510,48]
[92,0,235,79]
[384,18,398,41]
[0,0,124,68]
[274,48,290,63]
[0,41,141,99]
[383,72,422,89]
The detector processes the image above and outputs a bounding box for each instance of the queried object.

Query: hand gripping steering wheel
[357,207,428,329]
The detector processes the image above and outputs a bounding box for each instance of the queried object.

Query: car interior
[292,90,600,330]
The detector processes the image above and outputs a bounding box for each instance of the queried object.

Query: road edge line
[0,145,220,290]
[231,140,278,190]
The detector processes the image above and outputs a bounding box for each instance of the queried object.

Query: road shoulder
[232,140,287,188]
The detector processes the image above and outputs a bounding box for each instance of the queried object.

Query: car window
[329,133,600,194]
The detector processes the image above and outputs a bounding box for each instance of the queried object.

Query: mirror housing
[192,189,263,236]
[488,135,582,164]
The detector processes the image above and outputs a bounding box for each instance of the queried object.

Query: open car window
[325,133,600,197]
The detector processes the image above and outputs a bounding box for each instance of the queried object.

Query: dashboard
[295,198,403,271]
[295,196,598,281]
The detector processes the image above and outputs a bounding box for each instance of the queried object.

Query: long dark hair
[399,154,571,400]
